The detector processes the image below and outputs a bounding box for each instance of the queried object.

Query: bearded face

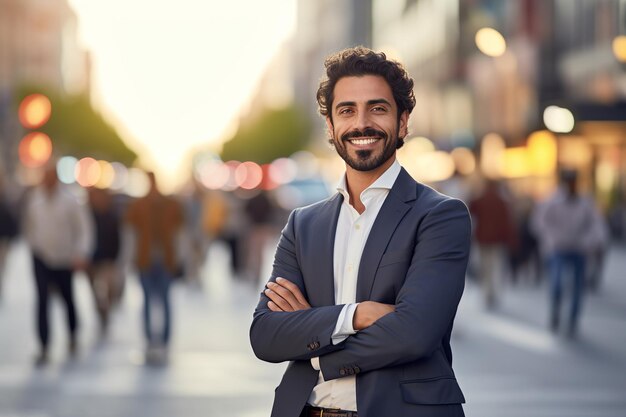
[327,75,407,174]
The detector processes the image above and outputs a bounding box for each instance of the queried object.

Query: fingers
[264,278,311,311]
[267,301,282,312]
[276,278,311,308]
[264,287,294,312]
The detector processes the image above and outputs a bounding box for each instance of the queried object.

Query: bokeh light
[199,160,230,190]
[95,160,116,189]
[18,94,52,129]
[269,157,298,185]
[412,151,456,183]
[110,162,129,191]
[596,160,616,193]
[57,156,78,184]
[450,147,476,175]
[559,137,593,167]
[502,147,531,178]
[75,157,101,187]
[235,161,263,190]
[405,136,436,154]
[224,161,242,191]
[475,27,507,57]
[527,130,557,176]
[261,164,279,190]
[480,133,505,179]
[612,35,626,62]
[125,168,150,197]
[18,132,53,168]
[543,105,575,133]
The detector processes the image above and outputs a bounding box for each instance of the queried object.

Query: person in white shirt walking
[250,47,471,417]
[532,169,607,337]
[23,163,93,365]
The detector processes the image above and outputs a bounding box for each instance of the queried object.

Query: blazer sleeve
[318,198,471,380]
[250,209,345,363]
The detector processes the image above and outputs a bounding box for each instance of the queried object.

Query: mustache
[341,128,387,142]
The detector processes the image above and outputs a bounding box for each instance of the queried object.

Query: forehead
[332,75,395,107]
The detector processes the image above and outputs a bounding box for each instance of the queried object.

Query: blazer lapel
[356,168,416,302]
[311,193,343,305]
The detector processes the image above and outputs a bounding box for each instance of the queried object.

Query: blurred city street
[1,239,625,417]
[3,1,626,416]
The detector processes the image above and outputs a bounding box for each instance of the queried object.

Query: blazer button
[339,369,346,376]
[314,342,320,349]
[307,343,314,350]
[348,368,355,375]
[354,366,360,374]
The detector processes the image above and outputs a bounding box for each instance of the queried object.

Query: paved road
[1,239,625,417]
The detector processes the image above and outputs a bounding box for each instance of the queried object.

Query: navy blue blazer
[250,168,471,417]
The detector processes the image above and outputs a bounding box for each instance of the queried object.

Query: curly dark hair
[316,46,416,146]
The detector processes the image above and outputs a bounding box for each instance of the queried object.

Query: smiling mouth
[348,137,380,146]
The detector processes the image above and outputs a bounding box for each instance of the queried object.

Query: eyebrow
[334,98,392,110]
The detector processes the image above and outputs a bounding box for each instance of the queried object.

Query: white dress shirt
[24,186,94,268]
[307,160,401,411]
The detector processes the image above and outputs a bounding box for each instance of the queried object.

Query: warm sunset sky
[66,0,296,188]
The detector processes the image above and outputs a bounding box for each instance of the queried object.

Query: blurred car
[274,177,333,212]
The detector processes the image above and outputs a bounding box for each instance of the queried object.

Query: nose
[354,109,372,132]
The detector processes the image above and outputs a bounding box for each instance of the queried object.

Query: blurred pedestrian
[438,169,472,204]
[508,196,542,285]
[584,206,610,292]
[243,190,277,287]
[125,171,183,364]
[0,173,19,299]
[86,187,122,336]
[203,189,243,278]
[182,180,208,285]
[23,164,94,365]
[532,169,606,337]
[469,179,517,308]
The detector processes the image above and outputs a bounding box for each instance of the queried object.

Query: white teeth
[350,138,378,145]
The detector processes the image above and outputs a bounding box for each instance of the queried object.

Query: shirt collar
[336,159,401,201]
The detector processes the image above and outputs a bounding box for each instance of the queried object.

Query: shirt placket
[342,210,363,305]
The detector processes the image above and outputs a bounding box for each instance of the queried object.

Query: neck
[345,156,395,214]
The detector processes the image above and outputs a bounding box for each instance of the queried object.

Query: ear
[399,111,409,139]
[325,116,334,139]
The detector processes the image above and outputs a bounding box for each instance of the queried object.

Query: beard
[334,126,398,172]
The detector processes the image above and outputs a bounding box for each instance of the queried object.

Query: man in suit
[250,47,471,417]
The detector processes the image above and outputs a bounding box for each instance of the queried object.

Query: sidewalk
[0,240,283,417]
[454,243,626,417]
[1,240,625,417]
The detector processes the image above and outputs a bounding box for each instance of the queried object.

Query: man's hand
[353,301,395,330]
[265,277,311,312]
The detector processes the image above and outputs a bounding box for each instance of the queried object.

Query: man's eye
[372,106,386,112]
[338,108,353,114]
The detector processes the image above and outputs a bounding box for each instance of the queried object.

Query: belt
[301,405,358,417]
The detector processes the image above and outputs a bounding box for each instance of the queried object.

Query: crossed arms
[265,277,394,330]
[250,198,471,380]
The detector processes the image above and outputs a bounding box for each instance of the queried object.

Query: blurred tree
[221,105,311,163]
[15,85,137,165]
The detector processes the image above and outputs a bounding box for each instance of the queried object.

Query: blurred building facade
[0,0,90,175]
[208,0,626,232]
[292,0,373,140]
[220,0,374,166]
[371,0,626,209]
